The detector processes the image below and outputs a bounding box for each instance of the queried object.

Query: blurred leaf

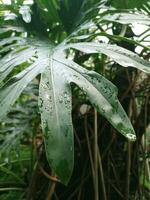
[19,5,31,23]
[101,12,150,25]
[109,0,149,9]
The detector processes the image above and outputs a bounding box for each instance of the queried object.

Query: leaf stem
[94,109,99,200]
[0,187,24,191]
[98,149,107,200]
[84,115,95,183]
[125,141,132,200]
[46,180,56,200]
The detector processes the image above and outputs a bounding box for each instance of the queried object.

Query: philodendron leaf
[101,12,150,25]
[39,52,136,185]
[0,47,36,83]
[0,58,47,118]
[39,59,74,185]
[54,56,136,141]
[65,42,150,73]
[0,38,139,185]
[2,35,147,185]
[38,48,138,185]
[1,0,150,189]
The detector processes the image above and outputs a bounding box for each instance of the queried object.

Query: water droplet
[64,92,68,98]
[101,108,105,114]
[59,98,63,103]
[126,133,136,141]
[66,96,70,103]
[44,8,48,12]
[38,98,43,108]
[45,93,50,99]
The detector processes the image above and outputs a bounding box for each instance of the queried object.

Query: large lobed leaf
[1,35,150,184]
[0,0,150,185]
[54,56,136,140]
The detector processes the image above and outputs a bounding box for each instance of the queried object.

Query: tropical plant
[0,0,150,199]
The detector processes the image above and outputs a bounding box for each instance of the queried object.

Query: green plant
[0,0,150,199]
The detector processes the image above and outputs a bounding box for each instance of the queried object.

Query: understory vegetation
[0,0,150,199]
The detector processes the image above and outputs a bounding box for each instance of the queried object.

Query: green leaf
[36,0,61,24]
[0,166,24,184]
[0,58,47,118]
[39,58,74,185]
[0,38,140,185]
[66,42,150,73]
[55,56,136,141]
[1,0,150,191]
[19,6,31,23]
[39,51,136,185]
[101,12,150,25]
[0,37,25,47]
[109,0,149,9]
[0,47,36,83]
[0,26,24,34]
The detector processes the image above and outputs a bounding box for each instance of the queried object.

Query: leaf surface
[55,57,136,141]
[39,58,74,185]
[65,43,150,73]
[0,58,47,118]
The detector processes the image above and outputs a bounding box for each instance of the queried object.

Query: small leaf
[0,37,25,47]
[101,12,150,25]
[0,26,24,34]
[19,5,31,23]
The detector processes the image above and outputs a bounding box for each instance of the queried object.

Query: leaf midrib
[50,54,62,139]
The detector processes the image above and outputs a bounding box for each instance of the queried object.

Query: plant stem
[84,116,95,183]
[27,162,39,200]
[0,187,24,191]
[98,149,107,200]
[125,141,132,200]
[46,181,56,200]
[94,109,99,200]
[119,25,127,37]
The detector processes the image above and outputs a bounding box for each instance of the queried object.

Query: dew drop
[44,8,48,12]
[59,98,63,104]
[66,96,70,103]
[101,108,105,114]
[126,133,136,141]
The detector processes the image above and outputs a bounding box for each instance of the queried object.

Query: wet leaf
[66,42,150,73]
[19,6,31,23]
[39,59,74,185]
